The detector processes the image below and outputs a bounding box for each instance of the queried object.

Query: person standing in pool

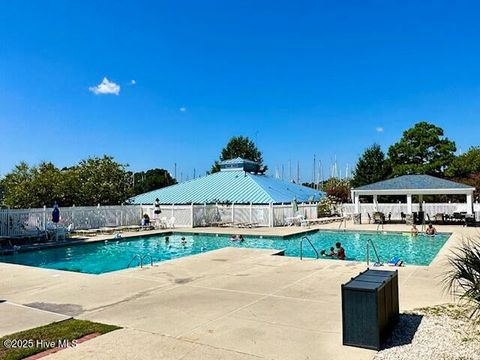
[425,224,437,236]
[410,224,419,236]
[335,242,346,260]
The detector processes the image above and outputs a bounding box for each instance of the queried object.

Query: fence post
[72,204,76,228]
[190,203,194,227]
[120,204,124,226]
[172,204,175,219]
[249,202,253,224]
[6,207,10,237]
[43,205,47,231]
[269,202,274,227]
[232,202,235,224]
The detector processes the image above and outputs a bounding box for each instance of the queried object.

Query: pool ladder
[128,254,154,268]
[366,239,382,267]
[300,236,320,260]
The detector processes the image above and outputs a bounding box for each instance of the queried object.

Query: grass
[0,319,120,360]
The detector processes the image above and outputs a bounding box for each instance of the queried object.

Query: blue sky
[1,1,480,182]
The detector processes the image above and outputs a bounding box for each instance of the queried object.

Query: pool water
[0,231,450,274]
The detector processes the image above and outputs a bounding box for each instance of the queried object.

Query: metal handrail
[366,239,382,266]
[141,254,154,267]
[128,254,142,268]
[127,253,154,268]
[300,236,319,260]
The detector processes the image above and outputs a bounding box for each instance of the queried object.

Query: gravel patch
[374,304,480,360]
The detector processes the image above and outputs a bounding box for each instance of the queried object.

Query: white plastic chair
[160,217,168,229]
[168,217,175,228]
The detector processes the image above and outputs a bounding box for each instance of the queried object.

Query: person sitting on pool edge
[141,213,150,227]
[426,223,437,236]
[410,224,419,236]
[327,247,335,257]
[335,242,346,260]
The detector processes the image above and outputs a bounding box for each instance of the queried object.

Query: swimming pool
[0,231,450,274]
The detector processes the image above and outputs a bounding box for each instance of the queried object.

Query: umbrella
[52,202,60,223]
[292,198,298,215]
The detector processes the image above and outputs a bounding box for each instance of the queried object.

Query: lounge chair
[167,217,175,228]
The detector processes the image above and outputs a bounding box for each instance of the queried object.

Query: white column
[406,194,412,213]
[466,193,473,214]
[373,194,378,211]
[354,193,360,213]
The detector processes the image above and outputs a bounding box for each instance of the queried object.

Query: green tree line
[0,156,176,208]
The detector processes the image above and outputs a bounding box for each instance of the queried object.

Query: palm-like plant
[445,238,480,323]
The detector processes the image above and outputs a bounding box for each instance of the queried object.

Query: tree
[445,147,480,201]
[321,177,351,203]
[0,162,36,208]
[72,156,131,206]
[351,144,391,187]
[211,136,266,173]
[445,147,480,179]
[388,121,456,177]
[131,168,177,196]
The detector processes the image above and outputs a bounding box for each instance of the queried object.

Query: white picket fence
[0,203,319,238]
[141,203,318,228]
[341,203,480,221]
[0,205,144,238]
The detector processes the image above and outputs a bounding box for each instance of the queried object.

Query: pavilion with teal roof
[130,158,323,205]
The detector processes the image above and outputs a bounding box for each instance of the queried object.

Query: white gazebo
[351,175,475,215]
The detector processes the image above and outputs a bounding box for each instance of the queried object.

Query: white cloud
[376,127,384,133]
[130,79,136,85]
[89,77,120,95]
[179,107,187,112]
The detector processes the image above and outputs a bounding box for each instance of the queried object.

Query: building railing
[341,202,480,221]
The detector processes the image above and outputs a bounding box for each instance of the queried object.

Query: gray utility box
[342,269,399,350]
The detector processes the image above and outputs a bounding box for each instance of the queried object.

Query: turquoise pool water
[0,231,450,274]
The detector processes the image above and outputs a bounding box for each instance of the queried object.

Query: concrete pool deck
[1,221,478,359]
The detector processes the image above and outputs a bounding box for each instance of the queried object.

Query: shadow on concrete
[382,313,423,349]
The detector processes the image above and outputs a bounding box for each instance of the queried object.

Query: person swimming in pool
[165,236,170,244]
[335,242,346,260]
[230,235,237,241]
[238,235,245,242]
[327,247,335,257]
[181,236,187,244]
[425,224,437,236]
[320,249,327,257]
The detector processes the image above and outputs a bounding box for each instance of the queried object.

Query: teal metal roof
[129,170,323,204]
[354,175,474,191]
